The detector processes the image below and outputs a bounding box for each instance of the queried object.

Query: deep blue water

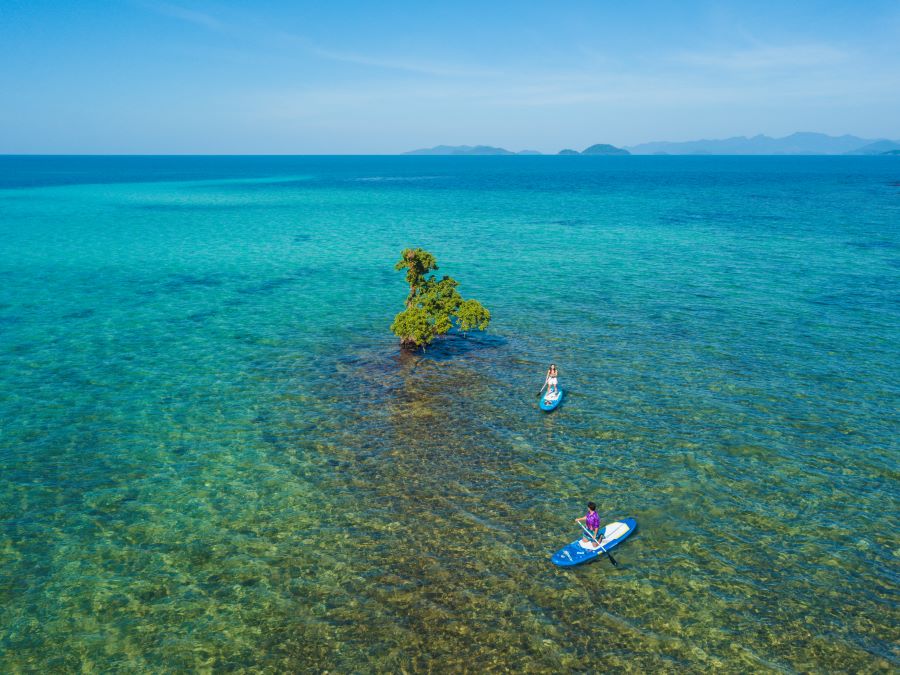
[0,155,897,671]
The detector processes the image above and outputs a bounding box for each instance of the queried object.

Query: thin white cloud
[276,32,501,78]
[133,4,499,78]
[248,61,900,118]
[136,1,224,31]
[674,43,849,70]
[309,46,500,78]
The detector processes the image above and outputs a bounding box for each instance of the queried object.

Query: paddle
[579,523,618,567]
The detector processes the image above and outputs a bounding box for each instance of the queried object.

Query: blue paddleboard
[551,517,637,567]
[540,388,564,411]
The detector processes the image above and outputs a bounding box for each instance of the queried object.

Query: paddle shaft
[540,375,558,396]
[580,523,618,567]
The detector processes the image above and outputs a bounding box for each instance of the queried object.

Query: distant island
[845,139,900,156]
[404,145,516,156]
[404,143,630,156]
[404,133,900,156]
[581,143,630,156]
[626,132,900,156]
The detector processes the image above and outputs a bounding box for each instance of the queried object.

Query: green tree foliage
[456,298,491,334]
[391,248,491,349]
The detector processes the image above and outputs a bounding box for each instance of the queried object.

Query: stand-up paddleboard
[551,517,637,567]
[540,388,564,411]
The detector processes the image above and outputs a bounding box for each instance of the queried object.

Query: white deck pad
[578,521,629,549]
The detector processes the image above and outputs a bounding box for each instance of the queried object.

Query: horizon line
[1,153,898,157]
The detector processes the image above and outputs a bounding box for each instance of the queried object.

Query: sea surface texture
[0,156,897,672]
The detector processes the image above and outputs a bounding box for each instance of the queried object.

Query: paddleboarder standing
[542,364,559,395]
[576,501,601,548]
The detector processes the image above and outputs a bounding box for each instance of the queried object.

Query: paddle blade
[607,553,618,567]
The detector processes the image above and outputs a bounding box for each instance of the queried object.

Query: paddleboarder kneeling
[575,502,601,548]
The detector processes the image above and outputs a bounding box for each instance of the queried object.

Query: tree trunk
[399,336,421,351]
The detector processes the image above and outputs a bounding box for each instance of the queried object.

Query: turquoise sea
[0,155,897,672]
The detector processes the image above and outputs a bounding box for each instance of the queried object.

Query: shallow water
[0,156,897,672]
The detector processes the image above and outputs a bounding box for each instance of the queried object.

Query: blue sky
[1,0,899,153]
